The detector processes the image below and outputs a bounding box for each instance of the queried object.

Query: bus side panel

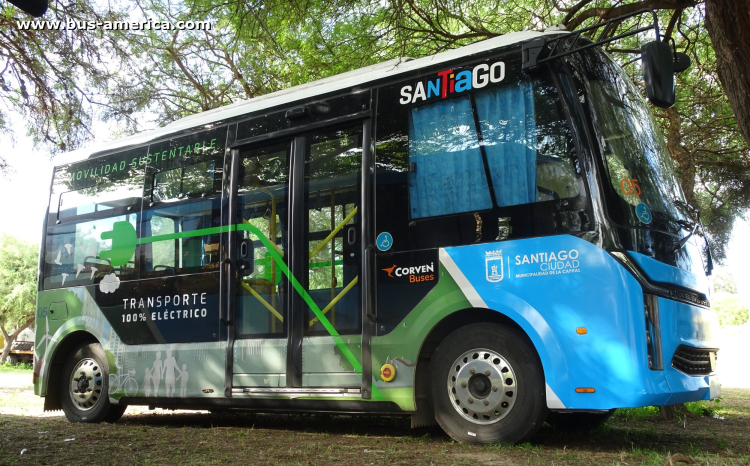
[34,285,227,402]
[443,235,675,410]
[34,287,89,396]
[371,260,475,410]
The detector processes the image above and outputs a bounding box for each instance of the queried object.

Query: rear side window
[43,147,146,290]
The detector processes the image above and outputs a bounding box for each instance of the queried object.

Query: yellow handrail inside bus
[309,276,358,327]
[241,281,284,323]
[308,206,358,260]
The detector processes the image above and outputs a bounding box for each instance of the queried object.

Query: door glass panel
[304,127,362,336]
[236,142,290,337]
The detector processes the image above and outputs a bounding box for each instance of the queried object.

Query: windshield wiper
[674,219,698,253]
[672,200,714,275]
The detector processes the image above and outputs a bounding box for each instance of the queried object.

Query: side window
[43,148,145,290]
[475,83,581,205]
[391,66,583,222]
[408,97,492,218]
[140,127,227,278]
[153,161,215,202]
[141,200,221,277]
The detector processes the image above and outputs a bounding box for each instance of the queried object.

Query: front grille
[671,345,717,376]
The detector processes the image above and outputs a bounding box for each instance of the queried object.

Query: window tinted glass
[406,80,582,218]
[141,199,221,277]
[140,127,227,278]
[304,126,362,336]
[153,161,215,202]
[44,214,139,289]
[408,96,492,218]
[236,141,290,337]
[44,146,146,290]
[375,56,589,252]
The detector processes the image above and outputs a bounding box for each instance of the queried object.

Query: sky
[0,114,748,304]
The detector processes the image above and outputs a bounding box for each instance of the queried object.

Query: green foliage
[0,234,38,330]
[685,399,721,417]
[713,294,749,327]
[612,406,660,422]
[714,271,738,294]
[0,361,33,371]
[0,234,38,362]
[0,1,144,154]
[1,0,748,258]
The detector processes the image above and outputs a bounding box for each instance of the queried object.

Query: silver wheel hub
[447,348,517,425]
[68,358,104,411]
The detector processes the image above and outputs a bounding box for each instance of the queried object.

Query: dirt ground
[1,370,749,465]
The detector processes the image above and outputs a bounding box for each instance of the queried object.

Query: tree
[713,270,738,294]
[0,0,147,161]
[711,270,749,327]
[123,0,748,260]
[0,234,38,364]
[1,0,748,259]
[705,0,750,147]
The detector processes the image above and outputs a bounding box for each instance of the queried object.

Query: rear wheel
[429,323,548,444]
[60,343,125,423]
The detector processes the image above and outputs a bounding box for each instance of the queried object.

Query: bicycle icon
[109,369,138,397]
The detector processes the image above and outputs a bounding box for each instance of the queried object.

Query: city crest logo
[485,250,503,283]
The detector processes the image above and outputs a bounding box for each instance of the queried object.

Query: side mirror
[8,0,47,16]
[673,52,691,73]
[641,41,675,108]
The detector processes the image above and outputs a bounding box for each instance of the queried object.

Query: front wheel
[60,342,125,423]
[429,323,548,444]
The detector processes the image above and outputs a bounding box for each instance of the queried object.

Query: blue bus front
[572,47,719,407]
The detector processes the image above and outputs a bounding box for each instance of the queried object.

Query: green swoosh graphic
[103,221,384,401]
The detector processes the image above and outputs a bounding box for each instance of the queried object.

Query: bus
[34,15,718,444]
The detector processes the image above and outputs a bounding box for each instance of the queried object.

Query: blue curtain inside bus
[475,83,537,207]
[408,96,492,218]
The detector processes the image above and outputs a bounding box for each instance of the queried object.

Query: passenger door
[227,121,373,395]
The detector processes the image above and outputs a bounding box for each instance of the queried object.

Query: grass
[0,362,32,372]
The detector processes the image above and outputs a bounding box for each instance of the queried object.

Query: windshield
[575,49,710,278]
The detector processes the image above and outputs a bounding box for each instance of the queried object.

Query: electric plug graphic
[100,221,138,266]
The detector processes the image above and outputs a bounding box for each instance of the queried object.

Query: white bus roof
[55,29,563,166]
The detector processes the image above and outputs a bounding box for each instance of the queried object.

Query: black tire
[103,404,127,423]
[60,342,125,423]
[429,323,548,444]
[546,409,616,431]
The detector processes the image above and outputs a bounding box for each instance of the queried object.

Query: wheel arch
[43,331,99,412]
[413,306,564,421]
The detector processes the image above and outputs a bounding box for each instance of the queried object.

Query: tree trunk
[705,0,750,146]
[665,107,695,204]
[659,404,691,419]
[0,318,34,364]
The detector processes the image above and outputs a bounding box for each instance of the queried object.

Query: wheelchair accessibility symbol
[376,232,393,252]
[636,203,652,224]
